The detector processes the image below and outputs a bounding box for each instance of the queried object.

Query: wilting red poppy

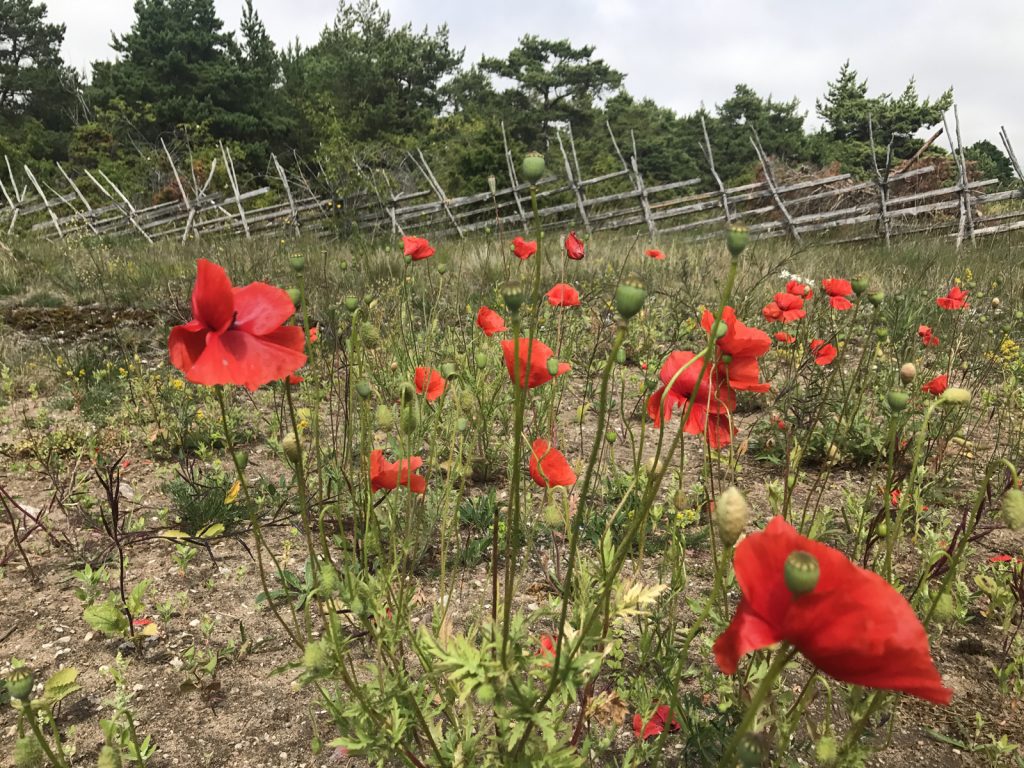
[918,325,940,347]
[565,231,585,260]
[645,248,666,260]
[168,259,307,391]
[889,488,903,507]
[774,332,796,344]
[763,293,806,323]
[786,280,813,300]
[529,438,577,487]
[546,283,581,307]
[414,367,446,402]
[936,285,969,310]
[513,236,537,260]
[647,351,735,448]
[713,516,953,705]
[369,450,426,494]
[701,306,771,392]
[403,235,435,261]
[632,705,681,741]
[922,374,948,396]
[501,338,570,388]
[476,306,508,336]
[822,278,854,310]
[810,339,837,366]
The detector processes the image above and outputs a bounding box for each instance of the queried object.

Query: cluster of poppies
[762,277,846,366]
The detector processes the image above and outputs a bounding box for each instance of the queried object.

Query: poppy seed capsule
[343,295,359,312]
[233,450,249,471]
[546,357,560,376]
[605,429,617,444]
[726,225,749,257]
[614,274,647,320]
[899,362,917,383]
[886,390,909,412]
[282,433,300,464]
[501,280,527,313]
[736,733,766,767]
[868,291,885,306]
[716,486,749,547]
[521,151,546,184]
[437,263,447,275]
[932,592,955,623]
[851,276,869,295]
[5,667,34,702]
[784,550,820,596]
[355,380,372,399]
[286,287,302,308]
[1000,488,1024,531]
[615,347,626,364]
[939,387,971,405]
[289,255,305,273]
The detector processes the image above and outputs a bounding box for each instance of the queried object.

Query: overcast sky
[46,0,1024,149]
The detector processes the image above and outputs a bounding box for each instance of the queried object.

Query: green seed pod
[282,433,301,464]
[851,276,870,295]
[360,322,381,350]
[932,592,955,623]
[97,745,123,768]
[546,357,560,376]
[289,255,305,273]
[614,274,647,320]
[343,295,359,312]
[715,486,749,547]
[458,391,476,411]
[474,352,489,368]
[286,287,302,308]
[501,280,527,313]
[615,347,626,364]
[338,260,348,271]
[784,550,820,596]
[375,404,394,430]
[233,450,249,471]
[726,225,749,258]
[1000,488,1024,531]
[604,429,617,444]
[521,151,546,184]
[355,380,372,399]
[939,387,971,405]
[876,519,888,538]
[736,733,767,767]
[874,326,888,340]
[710,320,729,339]
[5,667,34,702]
[886,390,909,412]
[437,263,447,276]
[868,291,885,306]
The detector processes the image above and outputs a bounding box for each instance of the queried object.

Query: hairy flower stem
[717,645,797,768]
[23,708,69,768]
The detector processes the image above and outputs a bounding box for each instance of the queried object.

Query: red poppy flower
[647,351,736,448]
[512,236,537,260]
[918,325,940,347]
[645,248,666,260]
[701,306,771,392]
[774,332,796,344]
[890,488,902,507]
[632,705,681,741]
[786,280,813,300]
[762,293,806,323]
[529,439,577,487]
[414,367,446,402]
[822,278,854,310]
[501,338,570,389]
[565,231,585,260]
[369,449,426,494]
[309,327,319,344]
[546,283,581,307]
[936,285,969,310]
[476,306,508,336]
[538,634,557,657]
[810,339,837,366]
[713,516,953,705]
[168,259,307,391]
[922,374,948,396]
[989,554,1022,564]
[403,235,435,261]
[287,374,304,385]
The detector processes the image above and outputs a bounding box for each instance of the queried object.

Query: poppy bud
[375,404,394,430]
[784,550,820,596]
[886,390,909,412]
[399,403,420,435]
[319,563,340,596]
[437,263,447,275]
[5,667,34,702]
[455,417,469,433]
[710,320,729,339]
[97,745,123,768]
[643,457,665,475]
[487,174,497,196]
[715,486,749,547]
[868,291,885,306]
[441,362,457,379]
[303,639,332,672]
[286,287,302,308]
[501,280,527,313]
[932,592,955,623]
[360,322,380,350]
[543,504,563,528]
[815,735,838,765]
[939,387,971,405]
[289,255,305,273]
[614,274,647,320]
[605,429,617,444]
[1000,488,1024,531]
[726,225,749,258]
[521,151,546,184]
[344,295,359,312]
[399,381,417,405]
[282,433,301,464]
[546,357,561,376]
[851,276,869,295]
[899,362,917,384]
[459,391,476,411]
[474,352,489,368]
[355,380,372,399]
[475,683,496,703]
[736,733,766,767]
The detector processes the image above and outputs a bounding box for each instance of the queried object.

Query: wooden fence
[1,106,1023,252]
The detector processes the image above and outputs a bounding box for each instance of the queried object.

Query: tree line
[0,0,1015,204]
